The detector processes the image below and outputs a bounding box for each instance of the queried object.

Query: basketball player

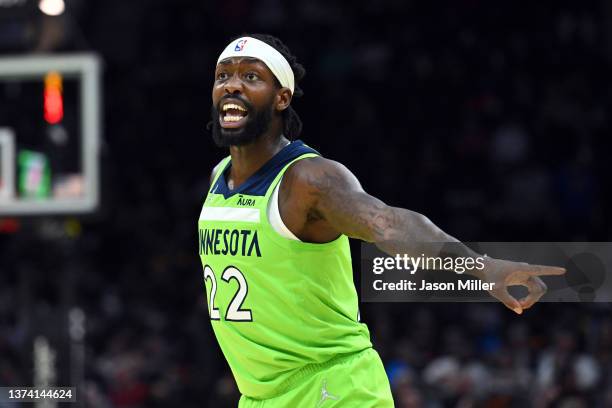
[199,34,565,407]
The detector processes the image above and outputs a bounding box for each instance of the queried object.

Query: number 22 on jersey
[203,265,253,322]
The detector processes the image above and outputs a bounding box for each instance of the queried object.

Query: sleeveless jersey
[198,140,372,399]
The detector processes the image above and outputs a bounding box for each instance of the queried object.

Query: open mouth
[219,102,249,128]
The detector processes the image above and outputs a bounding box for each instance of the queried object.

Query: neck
[228,124,289,189]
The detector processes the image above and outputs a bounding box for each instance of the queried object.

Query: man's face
[211,57,280,147]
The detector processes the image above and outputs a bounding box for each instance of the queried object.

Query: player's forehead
[216,56,269,71]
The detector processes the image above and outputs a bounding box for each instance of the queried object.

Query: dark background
[1,1,611,407]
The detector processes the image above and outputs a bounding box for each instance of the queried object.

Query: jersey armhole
[263,153,319,199]
[267,176,301,241]
[261,153,318,241]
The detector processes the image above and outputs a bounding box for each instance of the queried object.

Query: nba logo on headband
[234,39,247,52]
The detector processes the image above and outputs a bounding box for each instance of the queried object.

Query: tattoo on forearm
[304,163,479,263]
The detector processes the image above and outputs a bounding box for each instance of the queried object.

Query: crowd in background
[1,0,612,406]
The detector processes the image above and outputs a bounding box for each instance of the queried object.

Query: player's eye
[216,72,228,81]
[245,72,259,81]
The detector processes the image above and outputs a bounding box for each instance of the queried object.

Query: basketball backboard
[0,54,101,215]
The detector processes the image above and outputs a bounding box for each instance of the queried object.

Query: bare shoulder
[282,156,362,198]
[278,156,365,239]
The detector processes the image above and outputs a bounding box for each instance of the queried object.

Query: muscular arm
[285,156,565,314]
[289,157,478,259]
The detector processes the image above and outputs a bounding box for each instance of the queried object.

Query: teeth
[222,103,247,112]
[223,115,244,122]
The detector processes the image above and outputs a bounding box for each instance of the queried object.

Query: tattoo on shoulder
[303,167,351,195]
[303,165,394,240]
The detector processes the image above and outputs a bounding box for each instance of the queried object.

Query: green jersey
[198,141,372,399]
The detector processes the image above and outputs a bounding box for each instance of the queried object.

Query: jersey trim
[268,179,300,241]
[210,140,319,199]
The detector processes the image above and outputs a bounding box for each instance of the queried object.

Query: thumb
[492,287,523,315]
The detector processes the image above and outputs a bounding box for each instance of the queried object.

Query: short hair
[232,33,306,140]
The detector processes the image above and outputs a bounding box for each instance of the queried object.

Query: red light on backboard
[44,71,64,124]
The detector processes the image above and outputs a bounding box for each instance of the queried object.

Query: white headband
[217,37,295,94]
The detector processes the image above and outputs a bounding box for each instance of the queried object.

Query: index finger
[524,264,566,276]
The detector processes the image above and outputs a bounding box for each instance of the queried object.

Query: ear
[275,87,293,112]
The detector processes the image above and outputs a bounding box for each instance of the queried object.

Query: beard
[210,96,274,148]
